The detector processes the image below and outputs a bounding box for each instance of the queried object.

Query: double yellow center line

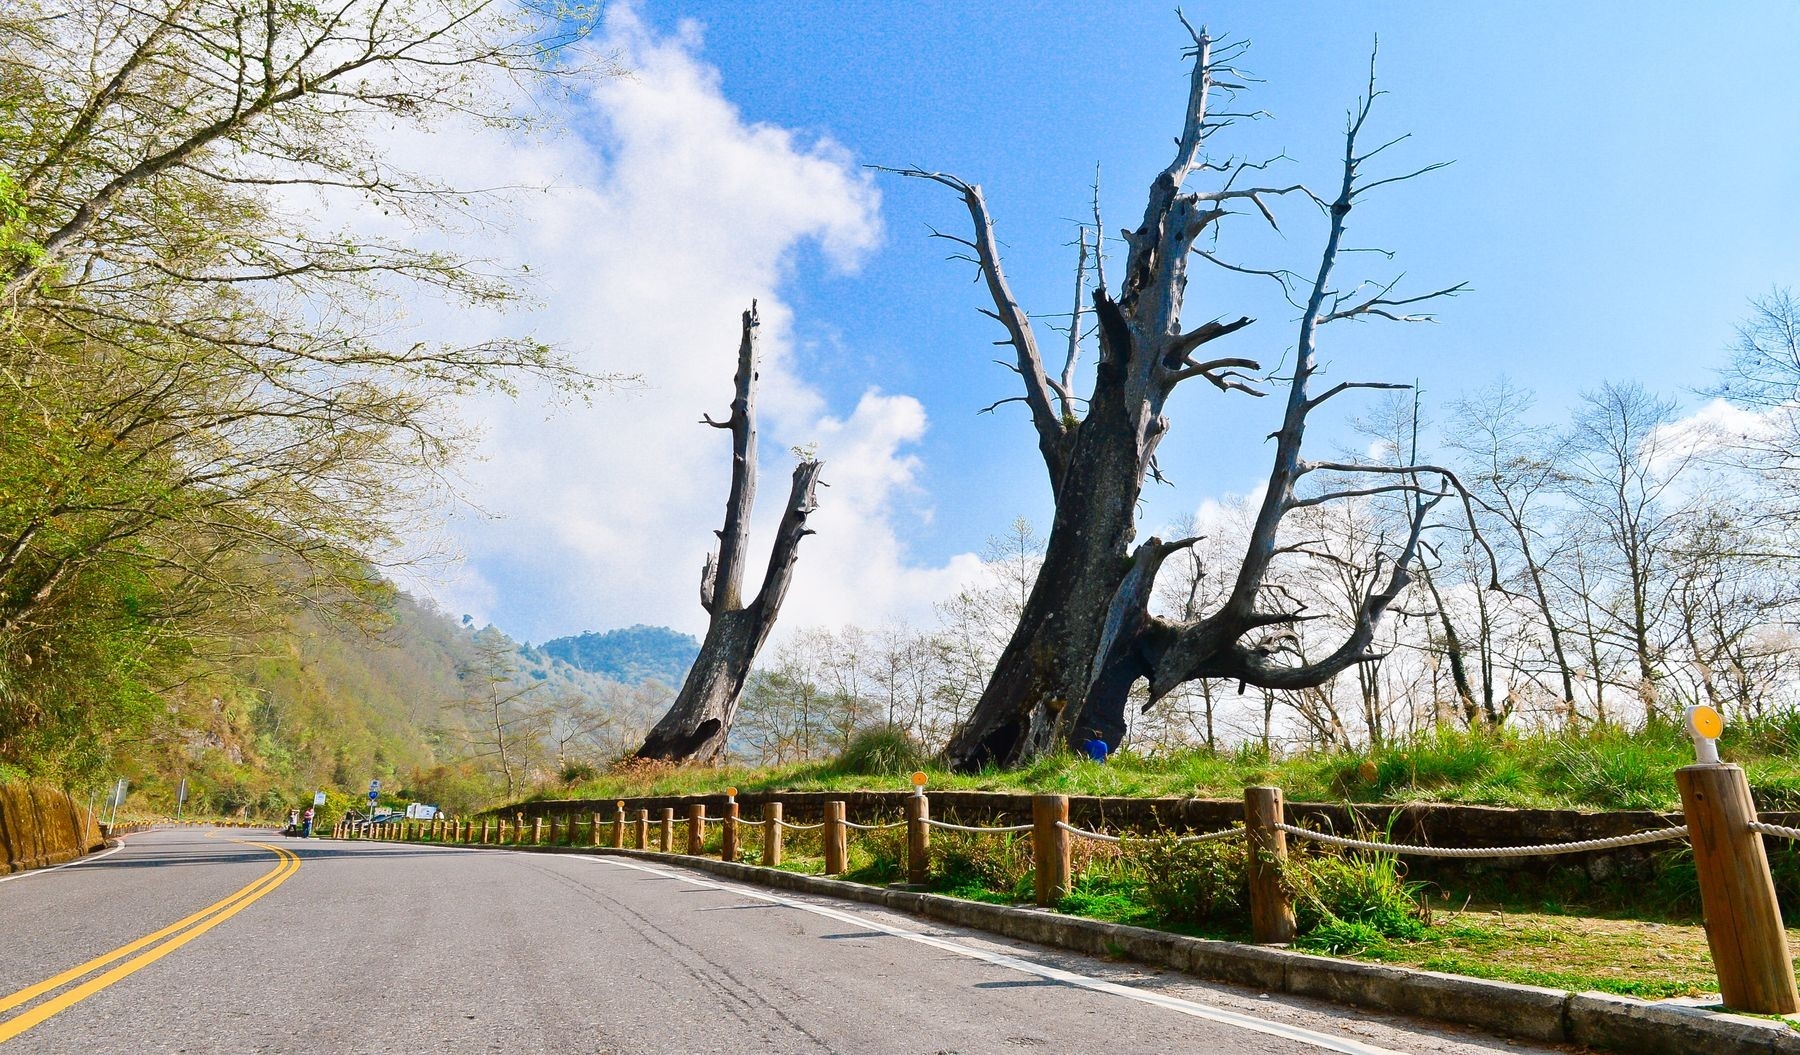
[0,838,300,1044]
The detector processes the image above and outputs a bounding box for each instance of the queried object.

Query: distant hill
[536,625,699,687]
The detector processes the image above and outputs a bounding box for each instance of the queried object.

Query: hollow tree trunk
[635,304,823,764]
[944,385,1147,766]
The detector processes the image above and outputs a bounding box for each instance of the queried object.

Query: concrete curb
[358,838,1800,1054]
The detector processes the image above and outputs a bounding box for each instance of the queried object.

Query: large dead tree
[635,304,824,763]
[896,26,1477,770]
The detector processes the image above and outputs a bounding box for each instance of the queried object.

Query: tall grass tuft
[833,725,928,777]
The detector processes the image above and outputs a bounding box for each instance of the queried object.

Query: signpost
[106,778,127,828]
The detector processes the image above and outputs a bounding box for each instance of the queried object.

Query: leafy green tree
[0,0,618,779]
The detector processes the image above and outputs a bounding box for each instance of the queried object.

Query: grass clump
[833,725,928,777]
[1289,852,1428,954]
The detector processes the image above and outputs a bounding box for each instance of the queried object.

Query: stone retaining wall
[0,783,104,875]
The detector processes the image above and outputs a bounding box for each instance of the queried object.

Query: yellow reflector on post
[1689,705,1723,741]
[1686,704,1724,764]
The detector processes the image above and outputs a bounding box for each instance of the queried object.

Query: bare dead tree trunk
[892,27,1479,771]
[634,304,824,764]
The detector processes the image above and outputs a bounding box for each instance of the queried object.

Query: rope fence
[842,820,907,831]
[1056,821,1244,845]
[1748,820,1800,841]
[923,819,1033,834]
[1271,822,1689,858]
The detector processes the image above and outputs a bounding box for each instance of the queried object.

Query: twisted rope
[774,819,824,830]
[842,820,907,831]
[923,819,1034,834]
[1749,821,1800,841]
[1055,821,1244,845]
[1272,823,1688,858]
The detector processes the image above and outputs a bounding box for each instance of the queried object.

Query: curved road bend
[0,829,1573,1054]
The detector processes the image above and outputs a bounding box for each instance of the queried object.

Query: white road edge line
[577,855,1405,1055]
[0,836,130,885]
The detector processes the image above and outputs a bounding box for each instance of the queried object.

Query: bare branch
[872,165,1070,483]
[1305,380,1412,411]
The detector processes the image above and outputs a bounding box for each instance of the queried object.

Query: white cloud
[782,390,988,631]
[1643,397,1774,482]
[369,4,976,642]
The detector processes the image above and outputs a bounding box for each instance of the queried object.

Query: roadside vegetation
[553,718,1800,813]
[667,813,1762,999]
[530,719,1800,1000]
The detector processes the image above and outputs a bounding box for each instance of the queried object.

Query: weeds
[1123,834,1248,927]
[1289,851,1428,953]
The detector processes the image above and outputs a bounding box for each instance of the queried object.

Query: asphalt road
[0,828,1575,1054]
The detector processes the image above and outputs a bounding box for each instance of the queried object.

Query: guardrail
[336,753,1800,1016]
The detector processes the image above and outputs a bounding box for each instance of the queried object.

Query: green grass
[550,720,1800,813]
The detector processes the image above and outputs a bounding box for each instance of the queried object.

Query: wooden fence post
[1032,794,1071,906]
[907,789,930,885]
[687,804,706,855]
[659,808,674,852]
[546,815,557,845]
[722,797,740,863]
[515,813,525,844]
[764,802,783,867]
[823,801,847,875]
[612,805,626,848]
[480,819,491,843]
[1678,763,1800,1014]
[1245,786,1296,945]
[635,809,649,850]
[532,817,544,846]
[590,811,602,847]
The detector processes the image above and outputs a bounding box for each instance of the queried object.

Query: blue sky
[401,2,1800,643]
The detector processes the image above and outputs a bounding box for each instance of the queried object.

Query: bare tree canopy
[634,304,824,764]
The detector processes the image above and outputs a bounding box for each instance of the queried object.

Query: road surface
[0,828,1572,1054]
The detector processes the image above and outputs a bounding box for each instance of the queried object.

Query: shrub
[844,824,908,884]
[834,725,928,777]
[1124,833,1249,927]
[1289,852,1427,953]
[930,830,1032,899]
